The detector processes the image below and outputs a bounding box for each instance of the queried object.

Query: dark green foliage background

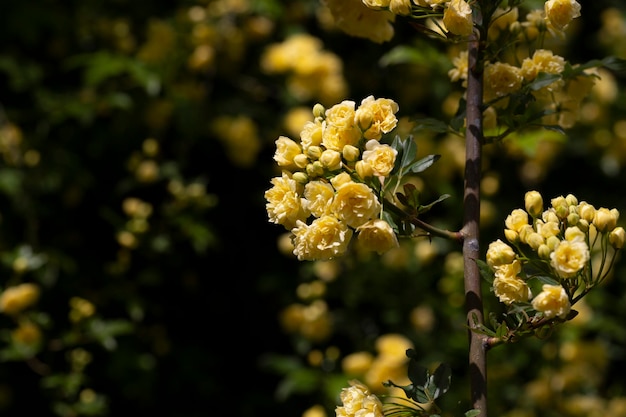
[0,1,625,417]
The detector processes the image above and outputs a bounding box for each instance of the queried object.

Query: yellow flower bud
[312,103,325,119]
[609,226,625,249]
[293,153,309,169]
[546,235,561,250]
[518,224,534,244]
[319,149,342,171]
[306,162,324,178]
[342,145,360,162]
[355,160,374,179]
[551,196,569,219]
[593,207,617,232]
[306,146,322,160]
[330,172,352,189]
[504,229,519,243]
[565,194,578,206]
[577,202,596,222]
[525,190,544,218]
[526,232,545,251]
[567,213,580,227]
[577,219,589,232]
[292,172,309,184]
[542,209,560,223]
[538,244,552,259]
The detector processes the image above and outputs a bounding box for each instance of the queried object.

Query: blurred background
[1,0,625,416]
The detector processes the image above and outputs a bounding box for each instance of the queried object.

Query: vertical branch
[463,6,488,417]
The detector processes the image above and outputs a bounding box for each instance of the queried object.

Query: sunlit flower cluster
[265,96,401,261]
[486,191,623,320]
[335,380,385,417]
[341,333,413,395]
[261,33,348,104]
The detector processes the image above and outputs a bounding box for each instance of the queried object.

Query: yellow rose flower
[323,0,395,44]
[505,208,529,233]
[483,62,523,104]
[273,136,302,167]
[550,239,590,278]
[0,283,40,315]
[545,0,581,32]
[361,140,398,177]
[362,0,390,9]
[532,284,571,319]
[448,50,469,84]
[331,182,381,228]
[300,120,323,150]
[265,172,310,230]
[336,379,385,417]
[322,100,362,151]
[356,219,400,254]
[493,273,530,305]
[292,216,353,261]
[443,0,474,36]
[486,239,516,268]
[355,95,399,140]
[304,181,335,218]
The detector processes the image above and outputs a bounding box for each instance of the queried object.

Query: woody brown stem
[463,7,488,417]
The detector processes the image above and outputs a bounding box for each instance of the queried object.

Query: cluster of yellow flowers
[261,33,348,105]
[265,96,403,261]
[341,333,413,395]
[447,1,593,129]
[335,380,385,417]
[486,191,624,320]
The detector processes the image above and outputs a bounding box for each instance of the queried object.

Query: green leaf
[527,72,561,91]
[417,193,450,214]
[427,363,451,400]
[465,410,481,417]
[411,117,450,134]
[476,259,495,284]
[405,154,441,174]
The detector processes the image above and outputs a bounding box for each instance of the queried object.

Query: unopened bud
[293,154,309,169]
[524,190,543,218]
[594,207,616,232]
[330,172,352,189]
[292,172,309,184]
[504,229,519,243]
[343,145,360,162]
[567,213,580,227]
[319,149,342,171]
[312,103,325,119]
[306,146,322,160]
[546,235,560,251]
[609,226,625,249]
[565,194,578,206]
[306,162,324,178]
[538,244,552,259]
[578,202,596,222]
[526,232,545,251]
[355,160,373,179]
